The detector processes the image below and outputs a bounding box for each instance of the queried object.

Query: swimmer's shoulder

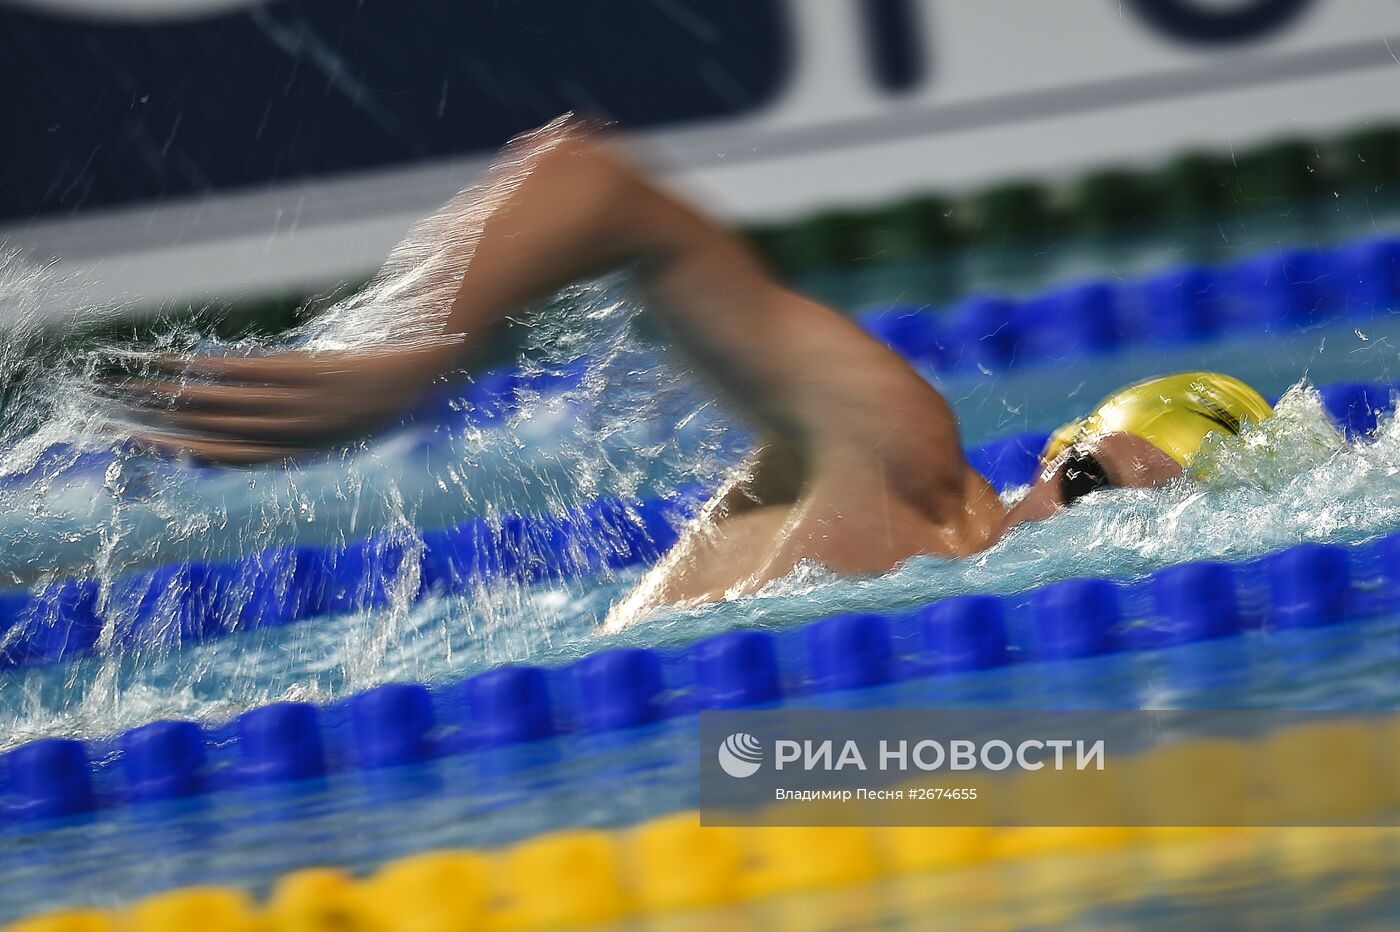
[953,467,1006,555]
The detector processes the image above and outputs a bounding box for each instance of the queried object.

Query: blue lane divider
[858,235,1400,371]
[1031,578,1121,660]
[5,528,1400,826]
[0,488,704,672]
[1148,562,1241,646]
[0,377,1393,673]
[917,595,1008,673]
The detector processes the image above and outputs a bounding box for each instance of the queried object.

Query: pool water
[2,605,1397,923]
[5,345,1399,751]
[4,218,1400,924]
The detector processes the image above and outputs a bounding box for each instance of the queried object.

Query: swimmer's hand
[100,340,462,464]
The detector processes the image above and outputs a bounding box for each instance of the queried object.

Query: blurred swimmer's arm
[104,340,464,464]
[437,122,972,508]
[115,118,970,505]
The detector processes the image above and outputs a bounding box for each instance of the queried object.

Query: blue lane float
[0,376,1394,673]
[0,489,703,672]
[1147,562,1242,647]
[916,595,1008,673]
[3,531,1398,825]
[119,720,207,803]
[857,234,1400,368]
[1031,578,1121,660]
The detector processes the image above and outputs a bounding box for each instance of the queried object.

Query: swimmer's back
[603,463,1002,627]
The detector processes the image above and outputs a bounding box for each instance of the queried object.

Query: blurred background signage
[4,0,1398,309]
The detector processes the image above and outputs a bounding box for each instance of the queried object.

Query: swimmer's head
[1038,372,1275,472]
[998,372,1274,531]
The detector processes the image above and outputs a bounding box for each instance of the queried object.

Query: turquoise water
[3,243,1400,922]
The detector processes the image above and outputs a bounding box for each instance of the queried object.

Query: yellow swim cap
[1041,372,1274,468]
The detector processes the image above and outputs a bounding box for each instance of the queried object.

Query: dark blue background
[2,0,789,221]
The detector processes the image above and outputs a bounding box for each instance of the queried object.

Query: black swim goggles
[1059,447,1112,507]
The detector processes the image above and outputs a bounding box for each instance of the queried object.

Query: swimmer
[110,117,1274,622]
